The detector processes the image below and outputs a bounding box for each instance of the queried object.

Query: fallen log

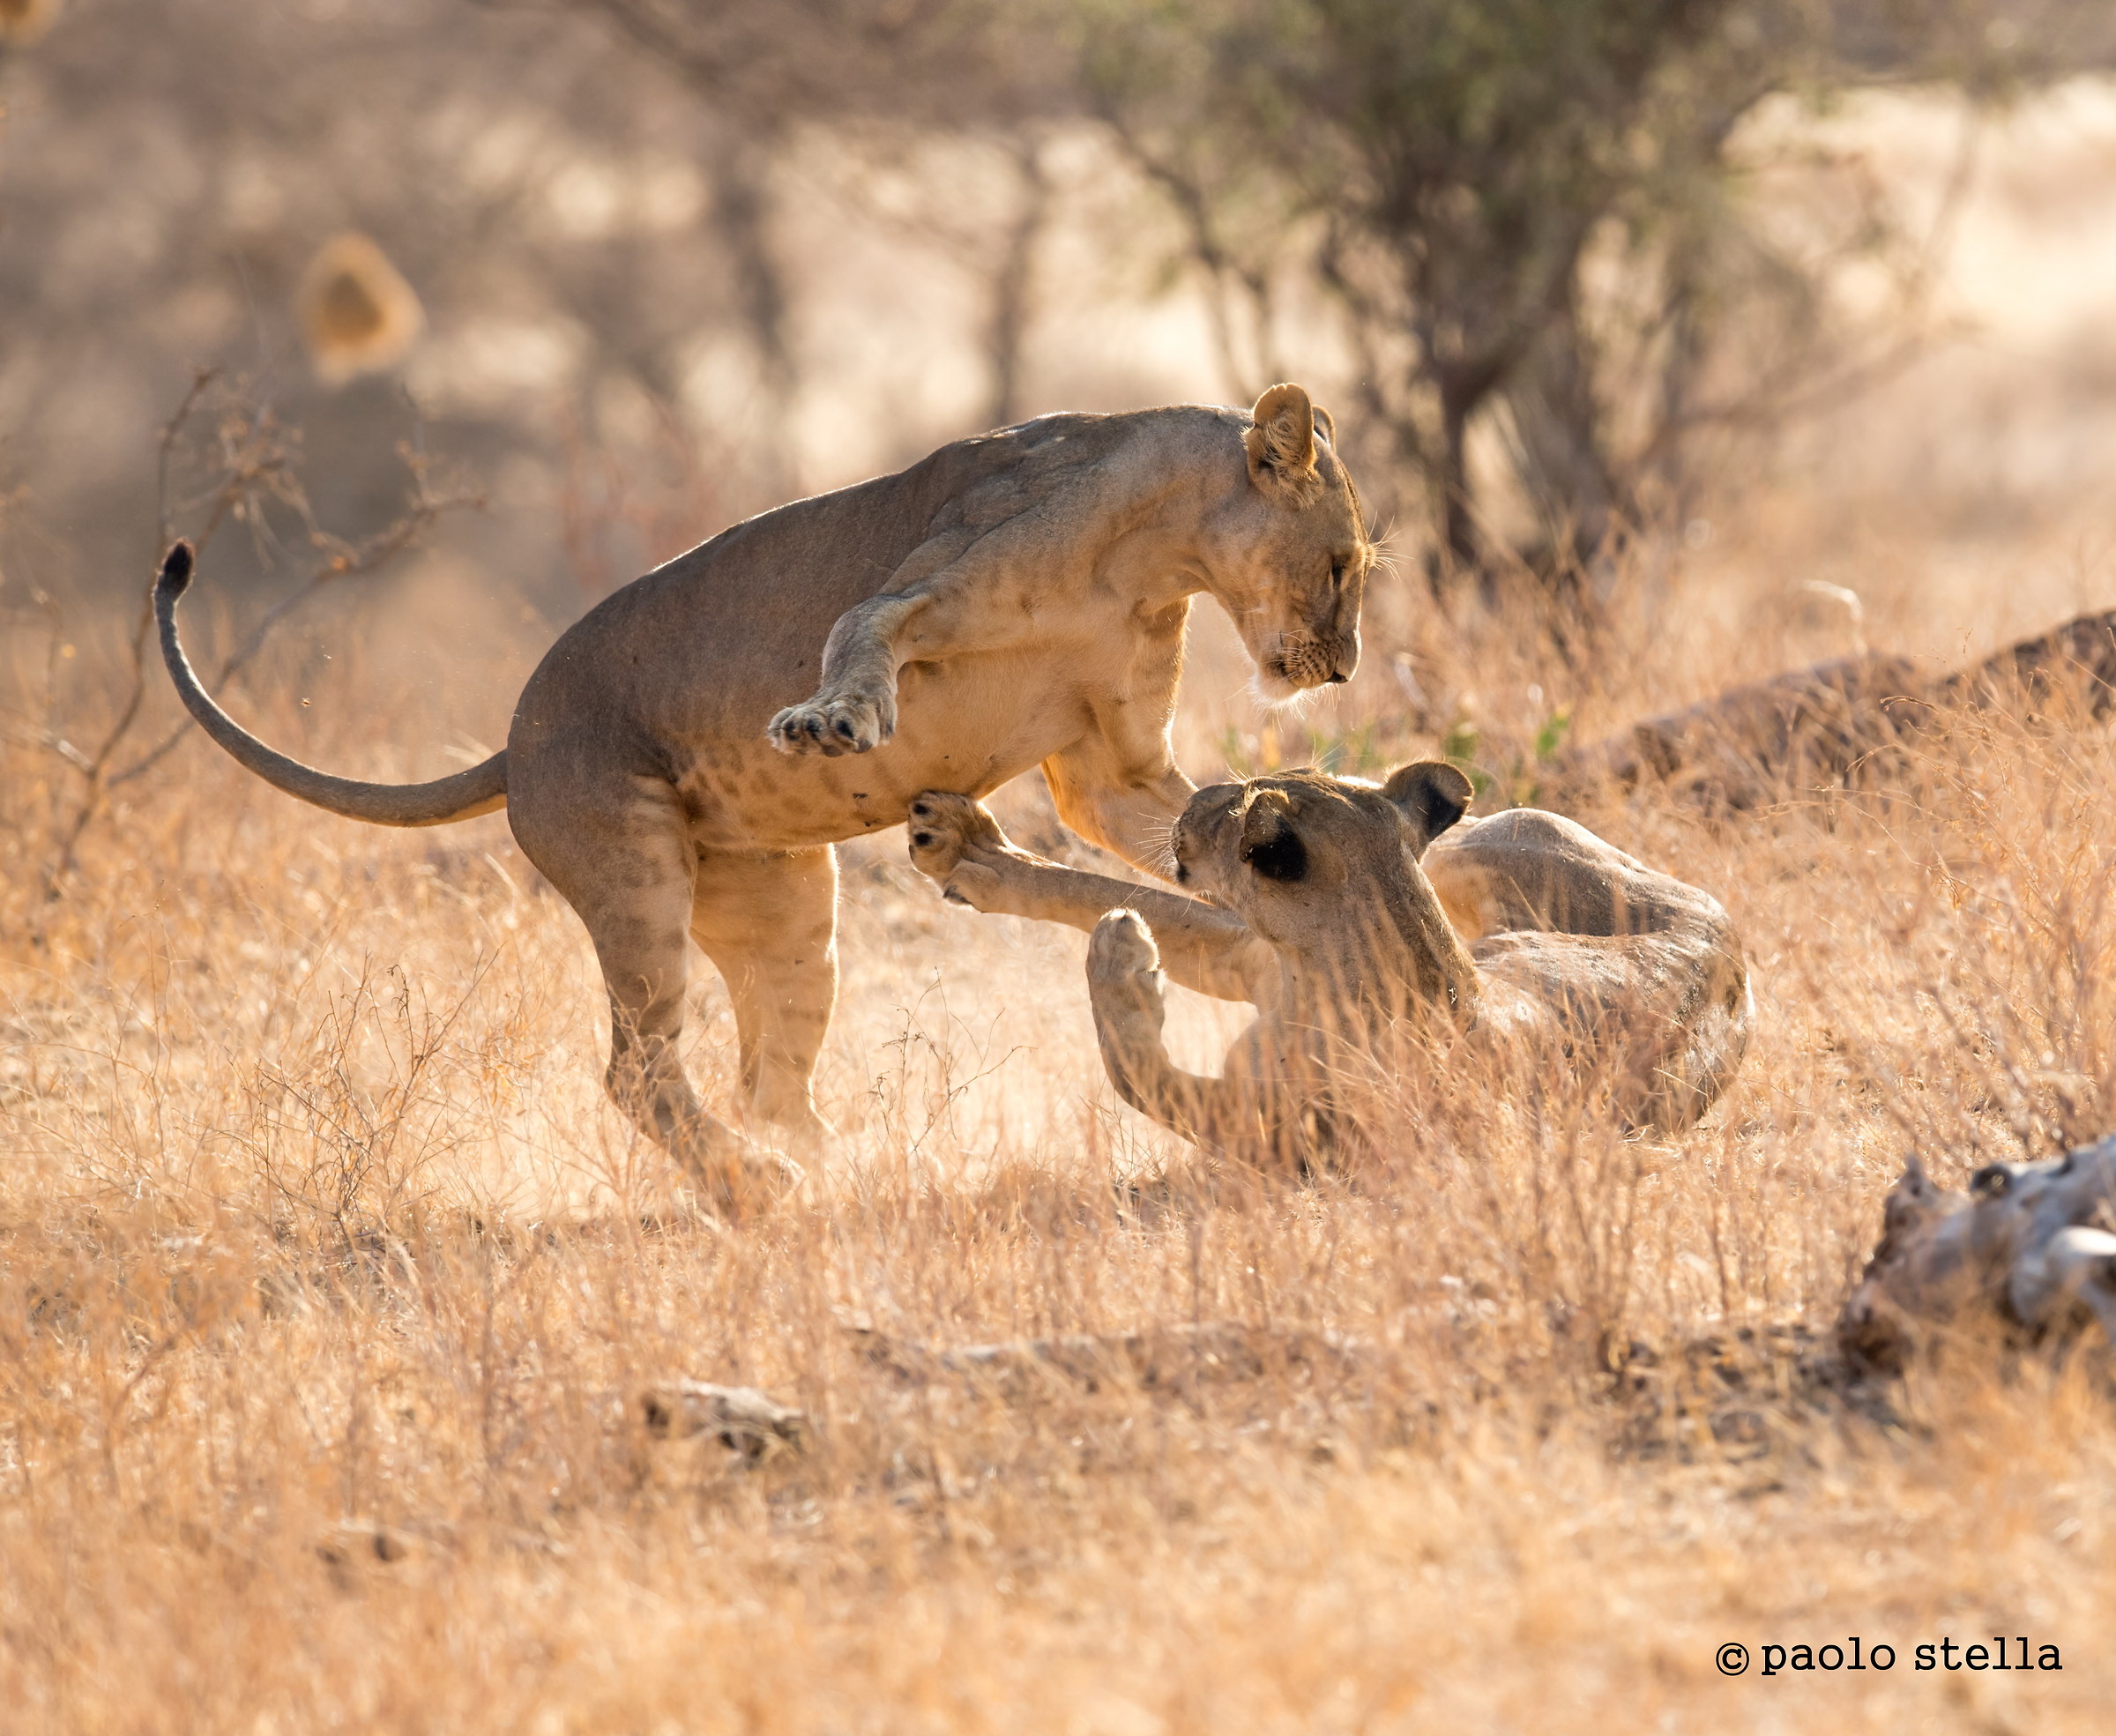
[846,1318,1368,1396]
[1838,1140,2116,1374]
[1546,606,2116,809]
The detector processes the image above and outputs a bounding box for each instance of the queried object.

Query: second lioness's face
[1170,763,1472,945]
[1170,774,1379,943]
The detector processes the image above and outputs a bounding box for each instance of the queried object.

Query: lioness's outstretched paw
[909,792,1030,912]
[767,689,896,757]
[906,792,1011,880]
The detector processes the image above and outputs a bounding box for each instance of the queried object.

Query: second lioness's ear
[1245,383,1323,506]
[1382,760,1473,853]
[1237,789,1308,882]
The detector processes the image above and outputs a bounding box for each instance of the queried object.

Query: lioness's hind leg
[691,846,840,1144]
[511,776,784,1214]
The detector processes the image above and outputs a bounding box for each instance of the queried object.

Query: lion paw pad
[906,793,1009,882]
[1089,911,1160,978]
[767,691,894,757]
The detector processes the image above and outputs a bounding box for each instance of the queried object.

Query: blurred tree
[0,0,876,611]
[1077,0,2116,591]
[8,0,2116,633]
[567,0,1077,436]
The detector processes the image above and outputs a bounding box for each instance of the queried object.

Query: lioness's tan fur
[907,765,1751,1165]
[156,388,1372,1208]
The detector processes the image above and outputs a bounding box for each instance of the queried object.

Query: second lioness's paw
[767,689,895,757]
[906,792,1010,880]
[1087,908,1162,981]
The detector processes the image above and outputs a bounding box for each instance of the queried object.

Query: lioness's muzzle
[1273,639,1358,689]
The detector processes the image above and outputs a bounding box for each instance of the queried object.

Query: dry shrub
[5,535,2116,1732]
[298,235,428,387]
[0,0,59,46]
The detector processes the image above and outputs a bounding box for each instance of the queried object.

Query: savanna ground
[7,473,2116,1733]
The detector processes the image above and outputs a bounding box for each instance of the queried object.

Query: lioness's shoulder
[905,406,1246,540]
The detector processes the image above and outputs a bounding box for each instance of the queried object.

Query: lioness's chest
[676,644,1117,853]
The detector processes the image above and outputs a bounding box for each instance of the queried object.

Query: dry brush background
[10,3,2116,1732]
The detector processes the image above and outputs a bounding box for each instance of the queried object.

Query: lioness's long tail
[154,541,508,827]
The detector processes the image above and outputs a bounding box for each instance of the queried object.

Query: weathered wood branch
[1546,606,2116,809]
[1838,1141,2116,1374]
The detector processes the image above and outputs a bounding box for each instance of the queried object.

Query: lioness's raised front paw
[767,688,896,757]
[1087,910,1168,1034]
[1088,908,1163,987]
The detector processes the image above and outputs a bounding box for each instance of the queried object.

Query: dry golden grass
[6,525,2116,1732]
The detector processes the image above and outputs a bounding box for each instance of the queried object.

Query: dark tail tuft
[156,540,195,599]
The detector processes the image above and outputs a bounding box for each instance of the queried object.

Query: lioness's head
[1202,384,1375,701]
[1170,761,1473,950]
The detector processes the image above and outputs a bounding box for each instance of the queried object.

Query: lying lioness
[155,387,1372,1208]
[907,764,1751,1163]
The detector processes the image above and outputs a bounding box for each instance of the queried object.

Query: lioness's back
[510,410,1187,753]
[1427,808,1732,943]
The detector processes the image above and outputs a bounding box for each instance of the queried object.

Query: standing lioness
[156,387,1373,1207]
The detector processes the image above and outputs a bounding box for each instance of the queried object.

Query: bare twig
[108,444,481,790]
[1640,103,1985,477]
[40,381,480,892]
[41,372,232,890]
[1100,113,1275,401]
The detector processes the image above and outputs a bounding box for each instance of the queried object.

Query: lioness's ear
[1245,383,1323,507]
[1237,789,1308,882]
[1382,761,1473,853]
